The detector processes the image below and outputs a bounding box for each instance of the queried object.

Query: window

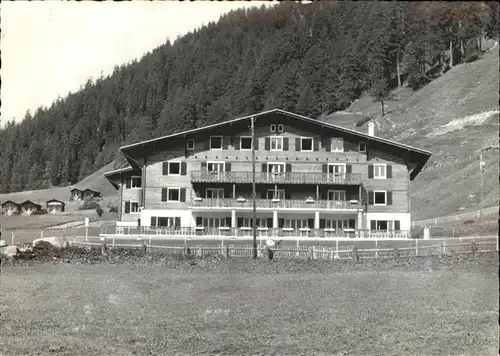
[371,220,398,231]
[202,217,230,228]
[131,202,139,213]
[284,219,310,229]
[168,188,180,202]
[358,142,366,152]
[374,190,387,205]
[301,137,313,152]
[277,124,284,132]
[270,124,276,132]
[270,137,283,151]
[328,163,346,175]
[187,139,195,150]
[125,176,142,189]
[267,163,285,181]
[267,189,285,200]
[240,136,252,150]
[374,164,386,179]
[324,219,350,229]
[168,161,181,175]
[331,138,344,152]
[206,188,224,199]
[210,136,223,150]
[157,217,179,227]
[207,161,225,172]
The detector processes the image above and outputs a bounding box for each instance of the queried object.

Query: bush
[465,54,480,63]
[96,206,103,218]
[32,208,48,215]
[109,206,118,213]
[78,200,100,210]
[463,219,475,225]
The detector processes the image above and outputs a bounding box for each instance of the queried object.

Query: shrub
[32,208,48,215]
[96,206,103,218]
[109,206,118,213]
[463,219,475,225]
[78,200,100,210]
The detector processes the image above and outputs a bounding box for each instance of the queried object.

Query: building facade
[105,109,431,238]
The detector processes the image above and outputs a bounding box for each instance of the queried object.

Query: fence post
[443,241,447,255]
[308,247,313,260]
[225,245,230,258]
[221,239,224,255]
[100,237,107,256]
[393,248,399,259]
[471,241,477,256]
[198,245,202,257]
[11,232,15,246]
[41,230,43,239]
[353,247,359,262]
[415,239,418,257]
[330,248,334,260]
[141,240,147,254]
[335,240,339,259]
[375,239,378,259]
[296,239,299,257]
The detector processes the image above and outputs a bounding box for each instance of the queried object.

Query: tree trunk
[449,40,453,68]
[396,51,401,88]
[460,40,465,63]
[380,99,385,117]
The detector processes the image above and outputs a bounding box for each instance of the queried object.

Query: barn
[19,200,42,216]
[46,199,66,214]
[1,200,20,216]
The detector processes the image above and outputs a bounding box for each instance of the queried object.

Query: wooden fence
[70,237,498,261]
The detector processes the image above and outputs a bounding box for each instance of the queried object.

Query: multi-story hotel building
[104,109,431,238]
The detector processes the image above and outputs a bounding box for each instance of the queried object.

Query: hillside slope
[324,45,499,221]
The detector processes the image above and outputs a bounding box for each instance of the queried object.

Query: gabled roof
[118,109,432,180]
[70,188,82,193]
[46,199,65,205]
[104,166,141,189]
[1,200,20,207]
[19,200,41,208]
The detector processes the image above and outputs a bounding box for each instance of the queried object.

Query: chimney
[368,122,375,137]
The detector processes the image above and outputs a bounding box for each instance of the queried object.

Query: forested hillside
[0,1,498,193]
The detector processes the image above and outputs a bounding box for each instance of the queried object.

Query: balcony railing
[190,198,362,210]
[102,226,410,239]
[191,171,362,185]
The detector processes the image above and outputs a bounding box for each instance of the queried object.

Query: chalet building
[1,200,20,216]
[46,199,66,214]
[19,200,42,216]
[104,109,431,238]
[70,188,101,201]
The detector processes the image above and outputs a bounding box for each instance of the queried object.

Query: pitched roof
[1,200,20,207]
[19,200,41,208]
[118,109,432,180]
[46,199,65,205]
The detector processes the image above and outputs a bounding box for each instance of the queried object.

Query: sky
[0,1,275,125]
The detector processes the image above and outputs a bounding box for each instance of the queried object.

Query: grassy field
[0,253,497,356]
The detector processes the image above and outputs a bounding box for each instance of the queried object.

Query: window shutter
[253,138,258,150]
[265,137,270,151]
[161,188,168,202]
[386,164,392,178]
[181,162,187,176]
[322,164,328,173]
[174,217,181,228]
[370,220,376,230]
[201,161,207,170]
[319,219,325,229]
[261,163,267,172]
[387,220,393,230]
[124,202,130,213]
[180,188,186,202]
[368,164,374,178]
[162,162,168,175]
[278,218,285,228]
[313,139,319,151]
[226,162,231,172]
[235,137,240,150]
[349,219,355,229]
[386,191,392,205]
[196,217,203,226]
[223,136,229,149]
[151,217,157,227]
[286,163,292,173]
[226,217,232,227]
[204,139,210,150]
[394,220,400,230]
[295,138,301,151]
[283,137,289,151]
[324,138,331,152]
[307,218,314,228]
[368,191,374,205]
[346,164,352,174]
[267,218,273,228]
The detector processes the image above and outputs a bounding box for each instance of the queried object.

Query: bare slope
[324,46,499,221]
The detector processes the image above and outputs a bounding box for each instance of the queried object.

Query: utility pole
[479,151,484,237]
[251,116,257,259]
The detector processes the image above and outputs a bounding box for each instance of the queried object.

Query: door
[267,189,285,200]
[328,164,346,181]
[207,162,225,179]
[268,163,285,181]
[328,190,346,208]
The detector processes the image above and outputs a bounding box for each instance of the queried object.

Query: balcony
[103,226,410,239]
[191,171,362,185]
[190,198,363,211]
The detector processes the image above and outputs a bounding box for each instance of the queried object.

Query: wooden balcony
[191,171,362,185]
[190,198,363,211]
